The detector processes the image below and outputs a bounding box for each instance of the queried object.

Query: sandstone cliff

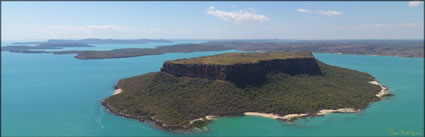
[160,52,322,86]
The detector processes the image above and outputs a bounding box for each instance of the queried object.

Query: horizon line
[1,38,424,42]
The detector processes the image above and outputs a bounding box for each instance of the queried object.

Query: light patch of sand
[189,118,204,125]
[205,115,218,120]
[368,81,379,85]
[244,112,308,121]
[190,108,360,125]
[189,115,219,125]
[113,89,122,95]
[245,108,359,121]
[369,81,389,98]
[316,108,359,116]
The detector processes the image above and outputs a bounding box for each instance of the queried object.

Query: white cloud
[296,9,310,13]
[317,10,343,16]
[296,9,343,16]
[207,6,270,23]
[40,25,126,35]
[360,23,420,28]
[149,28,161,33]
[408,1,424,7]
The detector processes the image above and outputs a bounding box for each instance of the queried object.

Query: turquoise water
[1,44,423,136]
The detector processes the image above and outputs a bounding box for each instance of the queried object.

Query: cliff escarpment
[160,52,322,86]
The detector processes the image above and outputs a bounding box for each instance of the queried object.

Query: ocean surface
[1,41,424,136]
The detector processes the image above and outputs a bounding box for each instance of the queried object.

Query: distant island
[1,39,423,59]
[1,38,172,53]
[102,52,391,132]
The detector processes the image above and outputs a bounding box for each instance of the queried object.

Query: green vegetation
[103,57,382,132]
[169,52,313,65]
[190,119,211,129]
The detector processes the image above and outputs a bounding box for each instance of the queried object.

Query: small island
[102,52,390,132]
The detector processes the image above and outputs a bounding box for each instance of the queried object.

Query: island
[54,44,234,59]
[1,38,173,52]
[101,52,391,132]
[2,39,423,59]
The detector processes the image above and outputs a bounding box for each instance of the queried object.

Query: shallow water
[1,43,423,136]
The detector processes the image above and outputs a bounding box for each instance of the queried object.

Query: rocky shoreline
[101,100,195,133]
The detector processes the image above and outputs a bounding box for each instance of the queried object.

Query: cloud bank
[207,6,270,23]
[296,9,343,16]
[408,1,424,7]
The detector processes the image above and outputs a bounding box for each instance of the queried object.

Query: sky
[1,1,424,40]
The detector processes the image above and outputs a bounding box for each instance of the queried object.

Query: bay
[1,42,423,136]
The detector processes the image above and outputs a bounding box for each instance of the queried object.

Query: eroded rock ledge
[161,52,321,85]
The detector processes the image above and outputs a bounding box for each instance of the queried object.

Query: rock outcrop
[160,52,322,86]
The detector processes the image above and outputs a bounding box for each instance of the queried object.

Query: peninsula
[102,52,391,132]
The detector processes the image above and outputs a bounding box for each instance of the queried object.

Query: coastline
[244,112,309,121]
[188,108,360,127]
[190,80,389,123]
[243,108,358,121]
[101,100,193,133]
[368,80,389,98]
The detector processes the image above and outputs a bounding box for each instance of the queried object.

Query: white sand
[113,89,122,95]
[205,115,218,120]
[316,108,359,116]
[189,118,204,125]
[244,107,360,121]
[368,81,379,85]
[189,115,220,125]
[369,81,389,98]
[244,112,308,121]
[190,108,361,125]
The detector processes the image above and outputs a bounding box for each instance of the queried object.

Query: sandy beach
[244,112,308,121]
[205,115,218,120]
[369,81,389,98]
[316,108,359,116]
[189,115,219,125]
[113,88,123,95]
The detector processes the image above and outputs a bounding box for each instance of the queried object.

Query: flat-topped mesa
[160,52,322,85]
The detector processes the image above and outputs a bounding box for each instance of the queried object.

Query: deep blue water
[1,43,423,136]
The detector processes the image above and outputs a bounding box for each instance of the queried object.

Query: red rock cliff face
[160,57,322,86]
